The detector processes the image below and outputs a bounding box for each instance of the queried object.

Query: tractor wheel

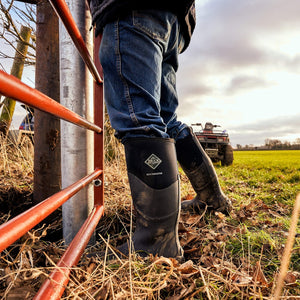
[221,144,233,166]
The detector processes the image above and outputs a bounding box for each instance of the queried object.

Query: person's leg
[157,25,189,141]
[100,10,173,140]
[176,127,233,214]
[158,31,232,215]
[99,10,183,259]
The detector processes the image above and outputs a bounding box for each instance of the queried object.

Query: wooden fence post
[0,25,31,136]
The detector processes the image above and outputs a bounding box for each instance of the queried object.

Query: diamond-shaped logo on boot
[145,154,162,170]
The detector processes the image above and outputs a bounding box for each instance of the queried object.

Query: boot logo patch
[145,154,162,170]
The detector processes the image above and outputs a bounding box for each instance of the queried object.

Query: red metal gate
[0,0,104,298]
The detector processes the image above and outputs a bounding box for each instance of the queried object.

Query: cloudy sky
[176,0,300,146]
[1,0,300,147]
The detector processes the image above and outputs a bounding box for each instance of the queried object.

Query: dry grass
[0,134,33,223]
[0,135,300,299]
[0,134,33,190]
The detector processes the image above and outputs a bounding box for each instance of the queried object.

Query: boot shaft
[175,129,232,214]
[122,137,183,258]
[176,128,207,171]
[124,137,178,189]
[124,137,180,219]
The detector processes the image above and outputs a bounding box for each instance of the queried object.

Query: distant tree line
[236,138,300,151]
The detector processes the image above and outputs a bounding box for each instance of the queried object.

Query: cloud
[229,114,300,146]
[225,75,273,95]
[284,55,300,73]
[233,114,300,135]
[182,0,300,74]
[204,0,300,28]
[177,81,213,99]
[177,0,300,147]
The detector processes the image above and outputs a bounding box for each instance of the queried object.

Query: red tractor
[192,122,234,166]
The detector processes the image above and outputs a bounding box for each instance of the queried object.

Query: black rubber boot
[119,137,183,260]
[176,129,232,215]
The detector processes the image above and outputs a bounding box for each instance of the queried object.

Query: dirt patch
[0,187,33,219]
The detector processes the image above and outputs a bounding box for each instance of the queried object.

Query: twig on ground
[271,194,300,300]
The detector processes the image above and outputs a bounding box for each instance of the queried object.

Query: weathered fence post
[0,25,31,136]
[34,0,61,207]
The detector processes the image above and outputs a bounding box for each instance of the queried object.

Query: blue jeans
[99,10,190,143]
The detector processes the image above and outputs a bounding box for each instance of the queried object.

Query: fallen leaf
[166,281,196,300]
[200,256,218,268]
[6,286,34,300]
[184,247,199,254]
[232,272,252,286]
[180,232,200,248]
[94,281,111,300]
[182,194,194,201]
[178,260,199,277]
[215,211,226,220]
[185,214,202,225]
[87,261,97,274]
[177,222,188,232]
[253,261,268,286]
[285,272,297,284]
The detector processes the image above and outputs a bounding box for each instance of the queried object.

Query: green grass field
[216,150,300,288]
[218,150,300,208]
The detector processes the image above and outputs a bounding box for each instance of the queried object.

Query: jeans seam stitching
[115,20,140,128]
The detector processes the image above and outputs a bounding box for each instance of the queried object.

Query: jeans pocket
[132,10,176,43]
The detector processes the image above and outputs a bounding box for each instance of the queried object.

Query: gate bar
[0,169,102,253]
[49,0,102,84]
[0,70,102,133]
[93,35,104,206]
[34,204,104,299]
